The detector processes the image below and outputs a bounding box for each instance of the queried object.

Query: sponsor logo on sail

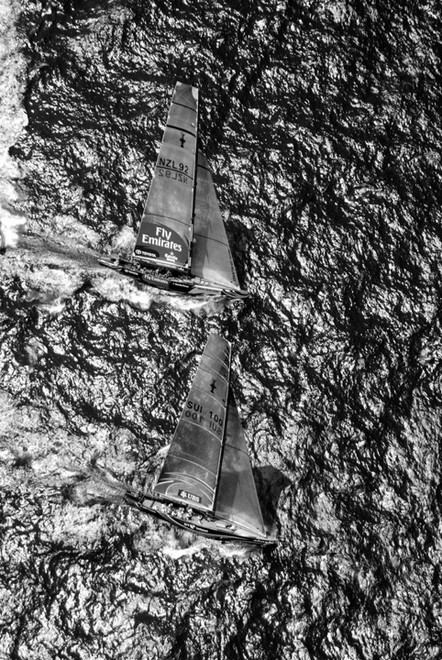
[135,248,158,258]
[178,489,201,504]
[136,223,188,265]
[141,225,183,252]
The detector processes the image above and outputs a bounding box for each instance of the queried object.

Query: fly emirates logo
[142,226,182,252]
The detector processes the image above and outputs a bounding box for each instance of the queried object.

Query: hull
[98,256,249,299]
[124,493,277,546]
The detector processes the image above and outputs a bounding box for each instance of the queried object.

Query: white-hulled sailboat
[125,335,276,545]
[99,82,248,299]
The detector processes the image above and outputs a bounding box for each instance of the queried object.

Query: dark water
[1,0,442,658]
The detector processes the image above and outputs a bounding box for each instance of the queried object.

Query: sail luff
[210,340,231,504]
[188,87,200,271]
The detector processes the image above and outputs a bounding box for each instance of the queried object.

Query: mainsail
[133,82,198,271]
[151,334,271,542]
[153,334,230,510]
[191,152,241,291]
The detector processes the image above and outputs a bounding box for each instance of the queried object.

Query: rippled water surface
[1,1,442,658]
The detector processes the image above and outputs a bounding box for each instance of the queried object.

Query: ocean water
[1,1,442,658]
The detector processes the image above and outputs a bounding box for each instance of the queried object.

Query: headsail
[191,152,242,290]
[133,82,198,271]
[153,335,230,511]
[214,392,266,537]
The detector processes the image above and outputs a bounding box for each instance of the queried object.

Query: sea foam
[0,0,27,248]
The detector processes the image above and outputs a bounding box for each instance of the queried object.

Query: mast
[211,339,231,502]
[188,85,200,270]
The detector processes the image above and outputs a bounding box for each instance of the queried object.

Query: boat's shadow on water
[255,465,290,533]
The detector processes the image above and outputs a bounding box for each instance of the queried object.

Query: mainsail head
[133,82,198,272]
[191,152,243,291]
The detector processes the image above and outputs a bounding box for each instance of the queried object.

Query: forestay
[133,82,198,271]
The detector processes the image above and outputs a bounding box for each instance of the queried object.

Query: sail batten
[177,417,223,443]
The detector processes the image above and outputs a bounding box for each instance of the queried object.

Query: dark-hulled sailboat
[125,335,276,545]
[99,82,248,299]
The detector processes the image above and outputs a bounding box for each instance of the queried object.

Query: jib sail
[153,334,230,511]
[214,393,266,537]
[191,152,241,289]
[133,82,198,271]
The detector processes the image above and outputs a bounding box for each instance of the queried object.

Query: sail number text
[185,401,224,437]
[157,158,190,184]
